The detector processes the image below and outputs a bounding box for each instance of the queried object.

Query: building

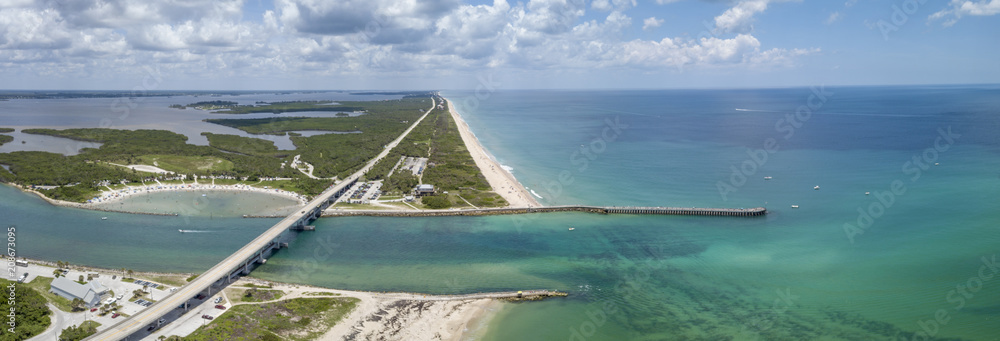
[415,184,435,196]
[50,277,109,307]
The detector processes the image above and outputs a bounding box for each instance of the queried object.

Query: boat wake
[735,108,781,113]
[178,229,215,233]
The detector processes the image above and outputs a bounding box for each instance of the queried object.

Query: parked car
[195,294,206,300]
[201,314,214,320]
[90,308,98,312]
[213,297,222,304]
[214,305,226,310]
[111,313,120,318]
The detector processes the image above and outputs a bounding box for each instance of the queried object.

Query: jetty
[373,289,567,302]
[322,205,767,218]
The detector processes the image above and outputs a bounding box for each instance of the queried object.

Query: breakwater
[316,205,767,218]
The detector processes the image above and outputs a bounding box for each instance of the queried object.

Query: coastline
[9,182,309,216]
[20,258,506,341]
[443,97,540,208]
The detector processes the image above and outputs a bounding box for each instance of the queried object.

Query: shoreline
[18,258,511,340]
[8,182,309,216]
[443,96,541,208]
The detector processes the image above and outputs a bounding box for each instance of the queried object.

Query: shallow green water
[5,87,1000,340]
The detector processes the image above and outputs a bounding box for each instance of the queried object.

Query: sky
[0,0,998,90]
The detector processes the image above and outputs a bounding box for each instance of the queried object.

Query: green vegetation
[22,276,73,312]
[175,101,239,110]
[184,297,358,341]
[58,320,100,341]
[203,100,365,115]
[0,135,12,147]
[421,195,452,209]
[0,128,14,133]
[135,155,235,174]
[186,274,199,282]
[239,288,284,303]
[0,279,51,340]
[0,128,303,202]
[365,101,506,206]
[303,292,339,296]
[202,133,283,157]
[207,97,431,178]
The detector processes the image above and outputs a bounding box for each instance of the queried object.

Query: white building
[415,184,435,196]
[50,277,109,307]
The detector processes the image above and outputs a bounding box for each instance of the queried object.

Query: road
[87,96,437,341]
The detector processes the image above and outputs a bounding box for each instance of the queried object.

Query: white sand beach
[226,279,501,341]
[445,97,540,208]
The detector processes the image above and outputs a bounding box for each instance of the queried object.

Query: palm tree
[53,269,63,278]
[70,298,86,311]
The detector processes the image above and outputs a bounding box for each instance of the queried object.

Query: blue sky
[0,0,997,90]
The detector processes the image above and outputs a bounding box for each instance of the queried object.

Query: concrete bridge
[87,96,439,341]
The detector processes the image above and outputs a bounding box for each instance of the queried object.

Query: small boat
[814,186,820,190]
[101,217,108,220]
[179,229,187,233]
[865,192,870,196]
[791,205,799,208]
[568,227,575,231]
[764,176,772,180]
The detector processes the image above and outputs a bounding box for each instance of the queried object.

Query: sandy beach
[444,97,540,208]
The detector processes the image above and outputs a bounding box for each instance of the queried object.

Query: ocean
[3,86,999,340]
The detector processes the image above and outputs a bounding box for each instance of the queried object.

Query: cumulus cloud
[0,0,815,82]
[643,17,665,31]
[714,0,771,34]
[929,0,1000,27]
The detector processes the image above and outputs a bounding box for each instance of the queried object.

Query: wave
[529,189,543,199]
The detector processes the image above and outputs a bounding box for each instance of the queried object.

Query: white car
[116,294,124,300]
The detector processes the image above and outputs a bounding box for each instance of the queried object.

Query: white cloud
[929,0,1000,27]
[643,17,665,31]
[825,11,841,25]
[591,0,637,12]
[713,0,771,34]
[0,0,815,84]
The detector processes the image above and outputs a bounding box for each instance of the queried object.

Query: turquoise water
[4,87,1000,340]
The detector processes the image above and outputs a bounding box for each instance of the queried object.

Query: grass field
[24,276,74,312]
[185,297,358,341]
[135,155,234,174]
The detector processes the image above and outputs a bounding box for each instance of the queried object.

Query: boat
[179,229,187,233]
[814,186,820,190]
[791,205,799,208]
[865,192,870,196]
[101,217,107,220]
[568,227,575,231]
[764,176,772,180]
